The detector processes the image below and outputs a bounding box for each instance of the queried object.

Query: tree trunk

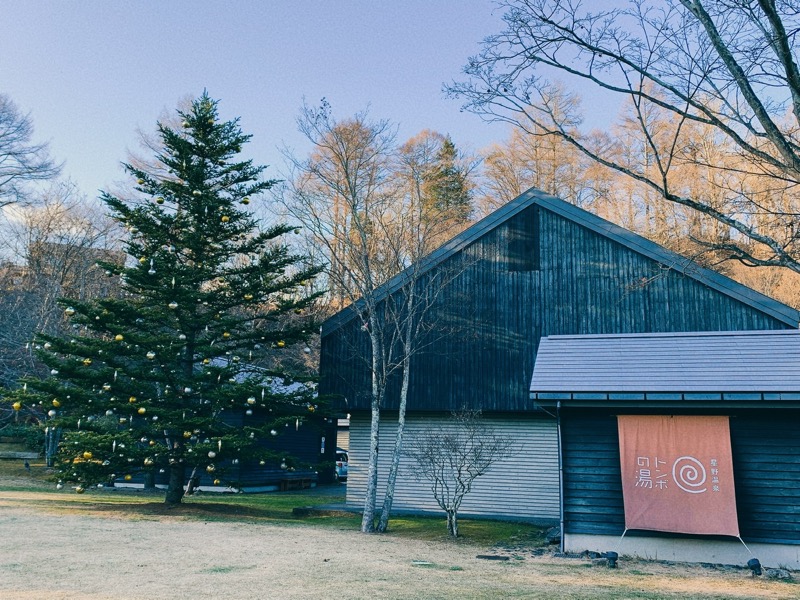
[361,315,384,533]
[361,400,381,532]
[376,388,406,532]
[184,466,199,496]
[165,462,185,505]
[377,298,415,533]
[447,510,458,538]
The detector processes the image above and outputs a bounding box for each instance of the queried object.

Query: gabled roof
[322,188,800,336]
[530,329,800,395]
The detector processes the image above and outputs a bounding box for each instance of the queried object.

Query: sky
[2,1,515,200]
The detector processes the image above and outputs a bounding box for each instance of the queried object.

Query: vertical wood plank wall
[561,412,800,544]
[321,206,790,413]
[345,413,560,522]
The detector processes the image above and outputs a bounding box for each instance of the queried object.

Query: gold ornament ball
[75,486,85,494]
[277,340,285,348]
[137,407,146,415]
[129,396,137,403]
[12,401,21,411]
[52,399,61,408]
[156,196,165,204]
[114,334,124,341]
[244,293,253,301]
[64,307,76,317]
[182,120,190,128]
[82,358,92,366]
[221,215,230,222]
[241,197,250,205]
[139,256,147,264]
[202,358,210,364]
[144,458,154,466]
[124,474,132,481]
[247,397,256,405]
[137,178,145,184]
[183,431,192,438]
[206,464,216,473]
[83,451,93,460]
[222,331,230,338]
[192,190,201,196]
[213,478,221,485]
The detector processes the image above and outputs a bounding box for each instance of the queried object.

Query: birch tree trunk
[376,287,416,533]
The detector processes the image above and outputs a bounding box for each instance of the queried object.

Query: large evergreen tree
[10,93,322,504]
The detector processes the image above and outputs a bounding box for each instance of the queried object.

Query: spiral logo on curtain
[672,456,707,494]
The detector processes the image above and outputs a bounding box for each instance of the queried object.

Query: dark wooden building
[320,189,799,522]
[531,329,800,567]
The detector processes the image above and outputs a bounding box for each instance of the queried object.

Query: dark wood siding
[321,205,792,412]
[730,415,800,544]
[561,411,800,544]
[561,414,624,535]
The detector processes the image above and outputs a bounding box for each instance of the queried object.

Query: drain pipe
[557,400,565,554]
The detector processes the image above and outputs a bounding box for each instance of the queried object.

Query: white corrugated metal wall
[345,413,560,522]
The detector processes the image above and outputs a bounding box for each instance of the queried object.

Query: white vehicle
[335,449,348,481]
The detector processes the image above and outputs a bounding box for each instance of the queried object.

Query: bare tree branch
[0,94,61,208]
[449,0,800,273]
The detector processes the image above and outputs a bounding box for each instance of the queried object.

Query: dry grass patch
[0,463,798,599]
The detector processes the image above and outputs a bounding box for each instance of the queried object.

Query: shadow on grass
[45,496,357,524]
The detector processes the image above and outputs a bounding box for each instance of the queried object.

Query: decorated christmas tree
[10,93,323,503]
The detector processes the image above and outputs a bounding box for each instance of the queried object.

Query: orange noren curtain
[617,415,739,537]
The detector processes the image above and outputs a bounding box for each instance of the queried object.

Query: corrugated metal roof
[530,329,800,393]
[321,188,800,336]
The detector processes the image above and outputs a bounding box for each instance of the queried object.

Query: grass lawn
[0,457,545,547]
[1,457,798,599]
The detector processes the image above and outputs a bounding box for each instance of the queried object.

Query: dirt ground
[0,488,797,599]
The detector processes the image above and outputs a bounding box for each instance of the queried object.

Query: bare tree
[449,0,800,273]
[404,410,515,538]
[479,125,589,217]
[280,102,475,532]
[0,182,122,388]
[280,102,401,532]
[374,135,474,531]
[0,94,61,208]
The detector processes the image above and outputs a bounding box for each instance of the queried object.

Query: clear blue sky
[2,1,513,199]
